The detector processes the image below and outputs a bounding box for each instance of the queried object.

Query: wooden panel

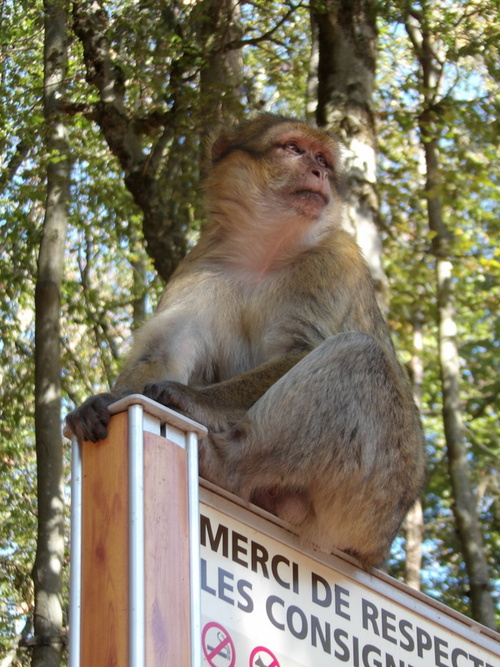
[144,432,191,666]
[81,412,129,667]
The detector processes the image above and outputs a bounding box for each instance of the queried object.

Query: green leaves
[1,0,499,656]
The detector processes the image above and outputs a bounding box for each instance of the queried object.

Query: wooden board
[81,412,129,666]
[144,432,191,665]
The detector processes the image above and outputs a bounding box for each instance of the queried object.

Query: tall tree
[198,0,244,129]
[404,306,425,590]
[31,0,70,664]
[309,1,428,583]
[404,5,496,628]
[310,0,388,308]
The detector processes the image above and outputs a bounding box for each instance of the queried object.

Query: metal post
[187,431,202,667]
[69,437,82,667]
[128,404,145,667]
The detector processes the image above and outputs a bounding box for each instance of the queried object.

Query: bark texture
[405,307,425,590]
[310,0,388,308]
[32,1,70,664]
[198,0,244,130]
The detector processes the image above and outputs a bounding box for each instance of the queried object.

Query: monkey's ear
[210,131,233,164]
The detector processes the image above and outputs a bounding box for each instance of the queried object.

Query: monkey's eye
[283,142,303,155]
[316,154,329,168]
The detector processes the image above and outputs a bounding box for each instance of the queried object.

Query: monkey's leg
[206,332,424,566]
[142,350,307,432]
[210,331,407,480]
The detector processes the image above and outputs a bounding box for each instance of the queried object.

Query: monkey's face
[265,129,336,220]
[205,116,343,235]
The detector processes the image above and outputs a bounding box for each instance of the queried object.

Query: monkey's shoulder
[318,227,367,262]
[287,228,372,287]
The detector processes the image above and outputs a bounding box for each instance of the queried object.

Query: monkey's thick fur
[67,114,426,568]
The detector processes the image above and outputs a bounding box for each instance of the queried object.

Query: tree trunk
[404,307,425,590]
[310,0,388,309]
[31,1,70,665]
[405,12,496,629]
[436,258,495,628]
[198,0,244,132]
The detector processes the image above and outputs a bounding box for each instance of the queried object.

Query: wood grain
[81,412,129,667]
[144,432,191,665]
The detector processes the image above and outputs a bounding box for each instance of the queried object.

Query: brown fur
[66,114,426,568]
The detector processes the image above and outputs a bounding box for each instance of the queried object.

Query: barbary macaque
[66,114,426,568]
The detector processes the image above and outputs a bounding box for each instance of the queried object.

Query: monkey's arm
[143,349,307,430]
[65,302,213,442]
[65,349,307,442]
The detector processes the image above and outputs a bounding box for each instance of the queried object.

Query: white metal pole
[128,404,145,667]
[69,436,82,667]
[187,431,201,667]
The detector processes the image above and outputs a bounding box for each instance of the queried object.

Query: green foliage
[0,0,499,657]
[377,2,499,621]
[0,1,43,657]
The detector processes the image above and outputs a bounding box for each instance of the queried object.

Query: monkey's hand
[143,381,243,433]
[65,392,117,443]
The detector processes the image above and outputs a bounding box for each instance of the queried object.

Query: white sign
[200,484,500,667]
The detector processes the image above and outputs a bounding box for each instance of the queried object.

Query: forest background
[0,0,499,665]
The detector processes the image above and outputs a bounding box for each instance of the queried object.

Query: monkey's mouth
[293,189,329,205]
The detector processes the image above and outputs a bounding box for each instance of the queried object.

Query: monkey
[66,113,426,569]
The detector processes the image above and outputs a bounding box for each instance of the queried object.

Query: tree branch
[72,0,187,280]
[221,1,304,52]
[0,140,31,192]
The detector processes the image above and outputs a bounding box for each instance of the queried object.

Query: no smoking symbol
[249,646,281,667]
[202,622,236,667]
